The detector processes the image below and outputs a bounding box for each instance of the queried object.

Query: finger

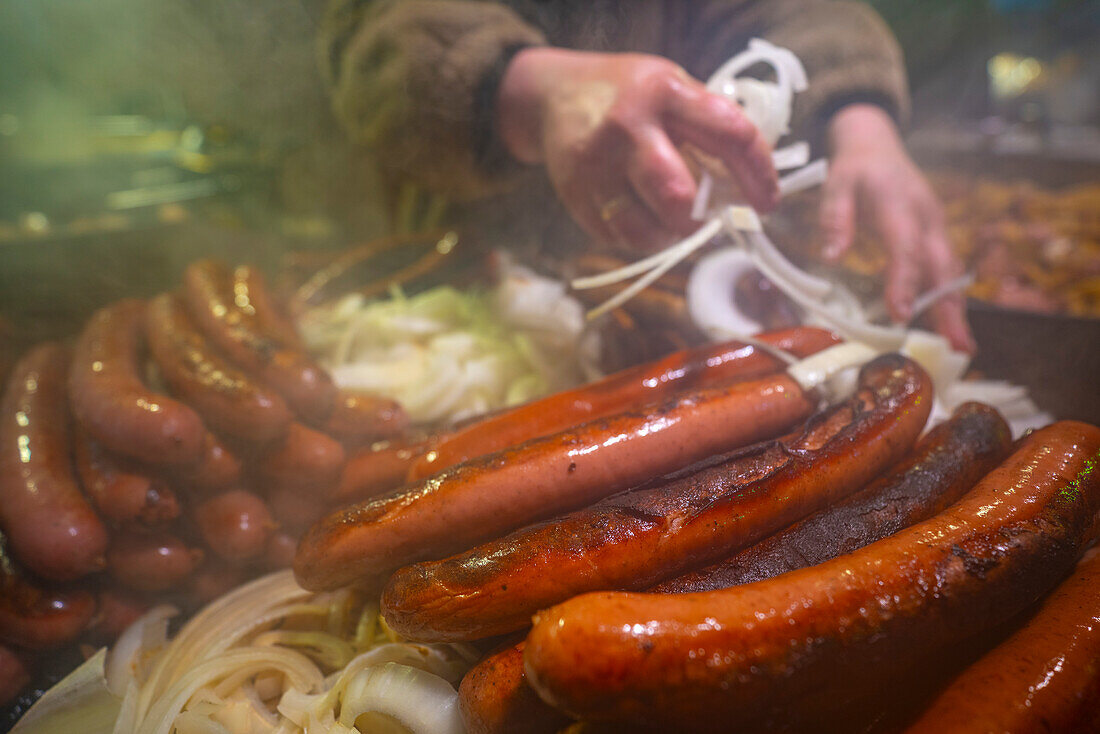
[819,171,856,262]
[605,193,677,251]
[662,83,779,212]
[922,226,977,354]
[626,127,697,235]
[874,198,922,324]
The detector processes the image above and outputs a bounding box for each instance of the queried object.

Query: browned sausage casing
[145,293,292,445]
[192,489,275,563]
[383,354,931,641]
[69,299,206,465]
[655,400,1012,593]
[320,390,408,448]
[106,529,203,592]
[174,433,243,495]
[460,639,572,734]
[295,369,820,592]
[332,437,434,504]
[523,420,1100,732]
[232,264,303,350]
[903,545,1100,734]
[73,425,181,526]
[255,421,346,493]
[0,343,109,581]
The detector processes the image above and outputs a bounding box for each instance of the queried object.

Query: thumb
[819,173,856,262]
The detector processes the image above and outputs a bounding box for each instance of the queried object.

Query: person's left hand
[819,104,975,354]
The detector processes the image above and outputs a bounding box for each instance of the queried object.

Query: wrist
[827,103,903,155]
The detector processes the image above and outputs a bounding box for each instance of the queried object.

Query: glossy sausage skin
[382,355,931,641]
[106,529,202,592]
[296,370,819,592]
[73,425,181,526]
[256,422,346,493]
[174,433,243,495]
[0,532,97,650]
[69,299,206,465]
[91,588,151,641]
[903,545,1100,734]
[523,421,1100,732]
[192,489,275,563]
[460,639,571,734]
[0,343,109,581]
[320,390,408,448]
[331,437,434,504]
[232,264,303,350]
[655,401,1012,593]
[182,260,337,423]
[408,326,838,480]
[145,293,292,444]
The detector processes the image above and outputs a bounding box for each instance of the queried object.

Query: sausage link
[106,529,203,592]
[296,369,821,592]
[382,354,931,641]
[408,326,838,480]
[268,484,330,534]
[91,587,152,641]
[174,433,243,495]
[522,421,1100,732]
[655,401,1012,593]
[182,260,337,423]
[460,639,571,734]
[192,489,275,563]
[0,532,97,650]
[0,343,109,580]
[232,264,303,350]
[73,425,181,526]
[903,545,1100,733]
[320,390,408,448]
[69,299,206,465]
[145,293,292,444]
[255,421,346,493]
[332,438,434,504]
[0,644,31,708]
[264,531,300,571]
[186,560,251,607]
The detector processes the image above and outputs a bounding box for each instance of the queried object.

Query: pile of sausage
[293,331,1100,732]
[0,260,408,706]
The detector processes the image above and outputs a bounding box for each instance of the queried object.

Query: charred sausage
[0,343,109,580]
[522,421,1100,732]
[382,354,931,641]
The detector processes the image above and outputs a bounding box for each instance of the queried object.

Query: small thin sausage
[331,437,434,504]
[268,484,330,535]
[107,529,203,592]
[69,299,206,465]
[91,588,152,641]
[460,639,571,734]
[174,433,243,495]
[255,422,346,493]
[408,326,838,480]
[187,560,250,607]
[73,425,181,526]
[264,531,299,571]
[903,546,1100,733]
[320,390,408,448]
[0,644,31,707]
[192,489,275,563]
[145,293,292,444]
[383,355,931,641]
[296,369,819,592]
[522,421,1100,732]
[232,264,303,350]
[0,343,109,581]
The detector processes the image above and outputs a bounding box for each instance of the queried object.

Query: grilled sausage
[192,489,275,563]
[296,369,820,592]
[106,529,203,592]
[174,433,243,495]
[182,260,337,423]
[460,639,571,734]
[331,438,434,504]
[408,326,838,480]
[903,545,1100,733]
[255,421,346,493]
[264,531,299,571]
[145,293,292,444]
[655,401,1012,593]
[69,299,206,465]
[73,425,181,526]
[0,343,109,581]
[231,264,303,350]
[0,532,97,650]
[320,390,408,448]
[522,421,1100,732]
[383,354,931,641]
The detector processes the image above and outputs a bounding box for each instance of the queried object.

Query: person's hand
[497,47,779,250]
[821,104,975,353]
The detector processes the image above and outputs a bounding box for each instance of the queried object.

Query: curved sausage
[145,293,292,444]
[73,425,181,526]
[91,588,152,641]
[232,264,303,350]
[408,326,838,480]
[186,560,250,607]
[69,299,206,465]
[460,639,571,734]
[903,546,1100,733]
[268,484,330,535]
[522,421,1100,732]
[0,532,97,650]
[264,531,300,571]
[174,433,243,495]
[0,644,31,708]
[0,343,109,581]
[655,401,1012,593]
[182,260,337,423]
[296,368,821,592]
[320,390,408,448]
[192,489,275,563]
[255,422,346,493]
[106,529,203,592]
[332,438,434,504]
[382,354,931,641]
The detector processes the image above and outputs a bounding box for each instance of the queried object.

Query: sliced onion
[105,606,178,698]
[337,662,463,734]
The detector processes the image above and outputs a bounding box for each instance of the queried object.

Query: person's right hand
[496,47,779,250]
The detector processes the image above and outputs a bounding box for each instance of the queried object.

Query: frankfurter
[331,438,434,504]
[522,420,1100,732]
[320,390,408,447]
[231,264,303,350]
[73,425,181,526]
[255,421,346,493]
[903,546,1100,733]
[192,489,275,563]
[174,433,243,495]
[0,531,96,650]
[408,326,838,480]
[460,639,571,734]
[0,343,109,581]
[383,354,931,641]
[655,401,1012,593]
[106,529,202,592]
[182,260,337,422]
[69,299,206,465]
[296,368,820,592]
[145,293,292,444]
